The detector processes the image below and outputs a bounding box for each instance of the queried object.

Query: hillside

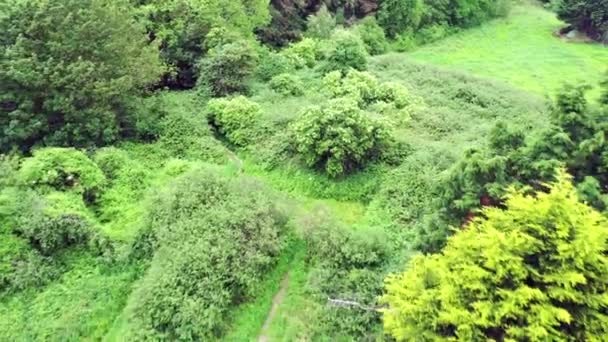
[1,0,607,341]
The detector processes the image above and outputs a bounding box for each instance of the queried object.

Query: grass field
[409,2,608,99]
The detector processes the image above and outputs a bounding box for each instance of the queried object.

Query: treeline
[0,0,510,154]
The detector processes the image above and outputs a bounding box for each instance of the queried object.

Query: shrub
[0,0,164,151]
[18,148,105,195]
[355,17,388,55]
[269,74,305,96]
[206,96,263,146]
[291,98,392,177]
[93,147,130,181]
[159,110,227,162]
[323,70,422,118]
[557,0,608,43]
[382,172,608,341]
[281,38,319,68]
[126,169,287,340]
[256,50,294,81]
[306,5,336,39]
[321,30,368,74]
[17,213,92,256]
[298,207,390,339]
[197,40,258,97]
[134,0,269,88]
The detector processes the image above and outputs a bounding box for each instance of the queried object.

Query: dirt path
[257,274,290,342]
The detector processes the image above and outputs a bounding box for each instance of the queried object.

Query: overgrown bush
[126,168,288,340]
[323,70,422,123]
[298,207,390,340]
[18,148,105,195]
[134,0,269,88]
[269,74,305,96]
[355,17,389,55]
[197,40,258,97]
[0,0,164,151]
[282,38,319,68]
[557,0,608,43]
[291,98,392,177]
[382,173,608,341]
[206,96,263,146]
[159,110,227,162]
[321,30,368,74]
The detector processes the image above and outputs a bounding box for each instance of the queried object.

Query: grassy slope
[409,2,608,99]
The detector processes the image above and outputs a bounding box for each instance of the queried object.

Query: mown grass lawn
[409,2,608,99]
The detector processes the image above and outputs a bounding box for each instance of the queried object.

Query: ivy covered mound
[382,173,608,341]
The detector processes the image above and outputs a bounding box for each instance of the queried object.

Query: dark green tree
[0,0,164,151]
[135,0,270,87]
[557,0,608,42]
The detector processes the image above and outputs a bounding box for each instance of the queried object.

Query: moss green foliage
[382,173,608,341]
[206,96,263,146]
[0,0,164,151]
[321,30,368,74]
[557,0,608,43]
[355,17,389,55]
[197,40,258,97]
[269,74,305,96]
[135,0,269,87]
[290,98,392,177]
[124,168,288,340]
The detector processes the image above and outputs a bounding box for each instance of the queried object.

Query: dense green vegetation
[1,0,607,341]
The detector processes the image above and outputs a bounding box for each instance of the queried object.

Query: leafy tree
[197,40,258,97]
[135,0,270,87]
[0,0,164,151]
[382,172,608,341]
[290,98,392,177]
[378,0,423,38]
[557,0,608,42]
[424,82,608,252]
[321,30,369,74]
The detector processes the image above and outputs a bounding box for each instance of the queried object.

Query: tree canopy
[382,172,608,341]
